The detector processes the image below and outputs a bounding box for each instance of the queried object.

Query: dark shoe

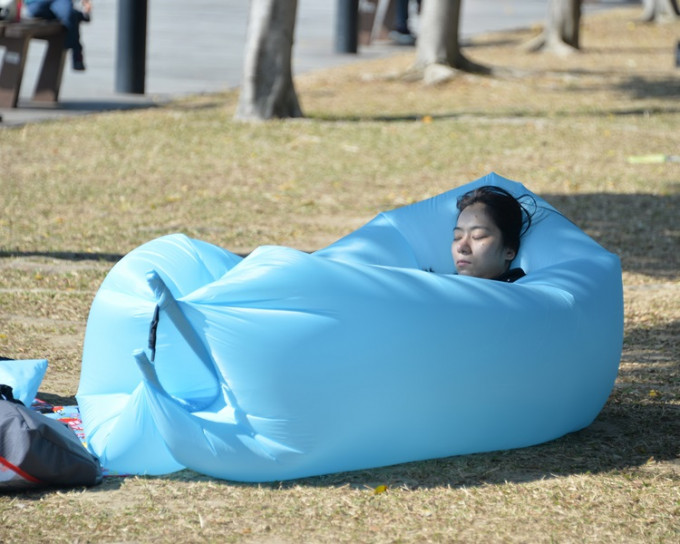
[389,30,416,46]
[73,53,86,71]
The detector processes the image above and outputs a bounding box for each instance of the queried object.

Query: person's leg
[393,0,410,34]
[23,0,56,20]
[42,0,86,70]
[390,0,415,45]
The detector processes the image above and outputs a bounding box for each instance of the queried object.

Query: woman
[452,186,532,282]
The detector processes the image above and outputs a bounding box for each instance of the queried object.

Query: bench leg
[0,37,30,108]
[33,33,66,103]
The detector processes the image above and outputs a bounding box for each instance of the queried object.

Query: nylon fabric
[77,173,623,481]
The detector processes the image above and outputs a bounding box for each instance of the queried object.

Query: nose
[454,236,470,254]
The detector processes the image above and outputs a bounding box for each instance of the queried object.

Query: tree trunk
[413,0,490,84]
[640,0,680,22]
[235,0,303,121]
[524,0,582,56]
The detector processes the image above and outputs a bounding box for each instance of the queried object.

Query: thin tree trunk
[640,0,680,22]
[523,0,582,56]
[235,0,303,120]
[413,0,490,84]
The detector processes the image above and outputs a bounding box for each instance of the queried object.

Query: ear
[505,247,516,262]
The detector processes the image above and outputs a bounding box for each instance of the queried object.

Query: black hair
[456,185,533,254]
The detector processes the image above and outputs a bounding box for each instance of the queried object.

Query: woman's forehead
[455,204,496,228]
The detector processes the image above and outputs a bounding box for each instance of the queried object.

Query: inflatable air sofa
[77,173,623,482]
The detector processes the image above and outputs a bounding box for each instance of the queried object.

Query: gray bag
[0,386,103,489]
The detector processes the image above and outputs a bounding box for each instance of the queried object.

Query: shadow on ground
[312,103,680,123]
[0,100,161,128]
[0,250,125,263]
[543,192,680,280]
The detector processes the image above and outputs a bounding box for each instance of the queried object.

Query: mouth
[456,260,471,267]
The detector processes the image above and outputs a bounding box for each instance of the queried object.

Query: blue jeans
[24,0,84,60]
[394,0,409,34]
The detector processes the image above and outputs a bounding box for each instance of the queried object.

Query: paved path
[0,0,630,126]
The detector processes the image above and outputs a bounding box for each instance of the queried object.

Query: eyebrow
[453,225,491,232]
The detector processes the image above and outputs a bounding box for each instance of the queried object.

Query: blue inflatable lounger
[76,173,623,482]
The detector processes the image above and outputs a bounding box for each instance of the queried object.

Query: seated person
[23,0,91,71]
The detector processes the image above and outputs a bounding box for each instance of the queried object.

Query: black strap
[0,384,25,405]
[148,304,160,361]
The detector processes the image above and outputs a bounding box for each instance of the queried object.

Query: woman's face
[452,202,516,279]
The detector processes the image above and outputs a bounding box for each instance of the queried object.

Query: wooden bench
[0,19,66,108]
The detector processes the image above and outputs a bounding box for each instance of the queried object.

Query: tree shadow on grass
[541,192,680,280]
[0,250,124,263]
[0,249,251,263]
[522,71,680,101]
[311,103,680,123]
[613,75,680,100]
[547,72,680,101]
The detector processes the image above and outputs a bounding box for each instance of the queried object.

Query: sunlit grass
[0,7,678,543]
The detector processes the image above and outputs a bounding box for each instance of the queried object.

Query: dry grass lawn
[1,7,679,543]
